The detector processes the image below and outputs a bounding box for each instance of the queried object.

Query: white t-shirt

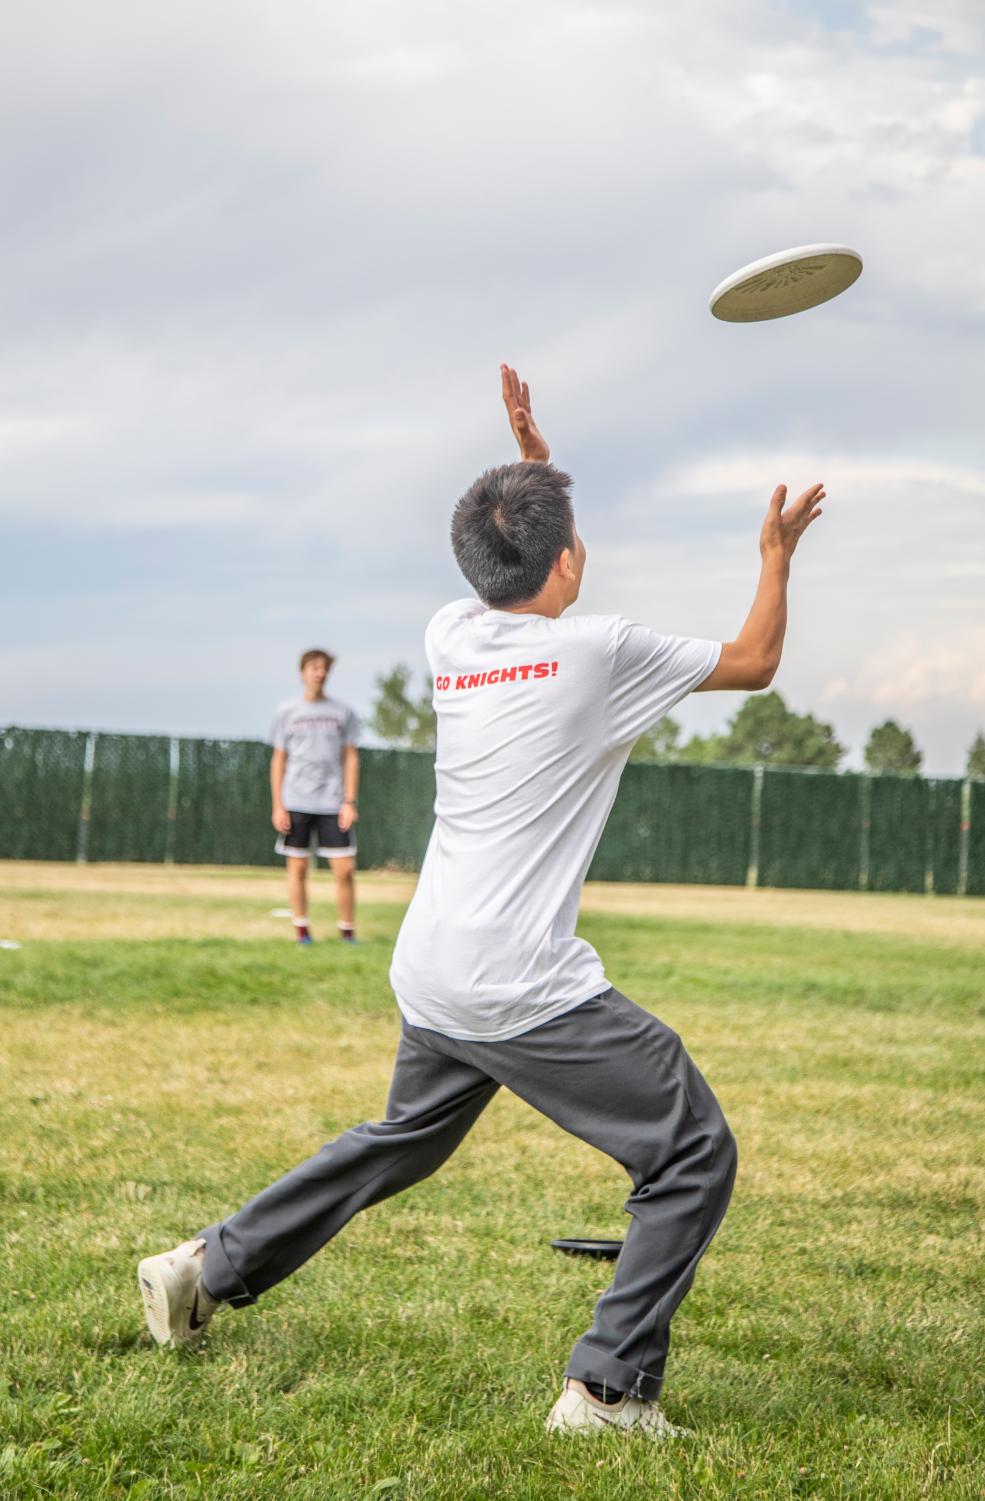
[389,599,720,1041]
[269,696,361,814]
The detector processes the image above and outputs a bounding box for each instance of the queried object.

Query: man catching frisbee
[138,367,824,1435]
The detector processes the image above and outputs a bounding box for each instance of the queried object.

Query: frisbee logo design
[741,259,826,294]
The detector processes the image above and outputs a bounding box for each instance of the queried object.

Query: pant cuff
[197,1223,257,1307]
[565,1338,664,1403]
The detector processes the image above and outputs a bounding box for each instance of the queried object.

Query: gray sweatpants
[199,986,736,1400]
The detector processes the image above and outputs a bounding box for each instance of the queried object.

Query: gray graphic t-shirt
[270,696,361,814]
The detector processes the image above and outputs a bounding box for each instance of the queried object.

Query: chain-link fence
[2,725,983,894]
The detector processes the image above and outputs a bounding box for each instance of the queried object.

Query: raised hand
[501,364,550,463]
[759,482,825,564]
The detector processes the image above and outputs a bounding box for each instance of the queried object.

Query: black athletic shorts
[275,810,357,859]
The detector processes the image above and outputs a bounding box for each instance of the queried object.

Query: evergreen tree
[718,691,844,768]
[675,732,729,765]
[368,665,436,751]
[629,715,681,763]
[967,731,985,778]
[864,720,922,775]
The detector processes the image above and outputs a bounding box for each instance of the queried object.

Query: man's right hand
[501,364,550,463]
[272,805,291,834]
[759,482,825,565]
[697,479,828,694]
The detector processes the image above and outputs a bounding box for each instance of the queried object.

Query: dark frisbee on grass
[550,1238,623,1260]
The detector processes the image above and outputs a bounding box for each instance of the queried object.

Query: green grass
[1,898,983,1499]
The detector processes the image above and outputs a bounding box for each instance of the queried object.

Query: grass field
[1,864,982,1500]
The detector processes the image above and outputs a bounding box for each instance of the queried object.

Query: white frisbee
[709,243,863,322]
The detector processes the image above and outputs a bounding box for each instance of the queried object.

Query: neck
[304,689,326,701]
[498,592,566,618]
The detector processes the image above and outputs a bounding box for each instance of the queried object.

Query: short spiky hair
[450,462,575,607]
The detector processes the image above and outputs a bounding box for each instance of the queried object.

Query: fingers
[501,363,518,410]
[500,364,531,415]
[793,482,825,510]
[500,364,520,401]
[784,482,825,526]
[796,490,825,526]
[769,481,825,519]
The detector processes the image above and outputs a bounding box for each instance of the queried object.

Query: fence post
[958,779,971,898]
[746,763,763,889]
[164,737,180,864]
[76,731,97,864]
[859,774,871,892]
[924,779,936,895]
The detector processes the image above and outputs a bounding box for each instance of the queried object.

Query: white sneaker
[546,1379,687,1438]
[137,1237,220,1346]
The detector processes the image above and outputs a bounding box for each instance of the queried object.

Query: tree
[629,715,681,763]
[968,732,985,778]
[718,691,844,769]
[864,720,922,775]
[369,664,436,751]
[674,732,729,765]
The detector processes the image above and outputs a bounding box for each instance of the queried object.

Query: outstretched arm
[501,364,550,462]
[696,481,825,692]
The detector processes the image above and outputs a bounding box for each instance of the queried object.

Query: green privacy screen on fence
[1,725,983,895]
[969,780,985,897]
[758,768,864,891]
[588,763,753,885]
[87,733,173,864]
[0,727,89,862]
[175,738,273,867]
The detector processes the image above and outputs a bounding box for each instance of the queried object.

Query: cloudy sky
[2,0,983,774]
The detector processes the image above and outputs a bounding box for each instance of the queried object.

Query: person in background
[269,649,360,943]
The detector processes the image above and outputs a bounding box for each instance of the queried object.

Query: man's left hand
[339,801,358,832]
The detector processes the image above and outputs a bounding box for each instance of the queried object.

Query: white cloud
[847,631,985,707]
[663,452,985,504]
[865,1,985,54]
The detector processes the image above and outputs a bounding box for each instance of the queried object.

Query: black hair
[450,462,575,606]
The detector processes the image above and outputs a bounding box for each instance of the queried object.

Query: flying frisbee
[550,1238,623,1261]
[709,243,863,322]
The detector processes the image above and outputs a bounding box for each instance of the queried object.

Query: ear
[557,546,576,580]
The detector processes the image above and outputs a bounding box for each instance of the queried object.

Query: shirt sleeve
[269,706,289,750]
[344,707,361,746]
[605,619,721,749]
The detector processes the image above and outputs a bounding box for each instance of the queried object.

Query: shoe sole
[137,1257,174,1345]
